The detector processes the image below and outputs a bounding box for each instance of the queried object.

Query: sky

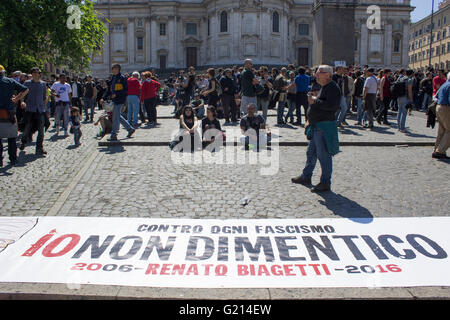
[411,0,440,23]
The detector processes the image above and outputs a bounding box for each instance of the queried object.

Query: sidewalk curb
[98,141,436,147]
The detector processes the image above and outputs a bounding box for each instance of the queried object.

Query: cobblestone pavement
[0,108,447,218]
[109,106,437,144]
[0,106,449,299]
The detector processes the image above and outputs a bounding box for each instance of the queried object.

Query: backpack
[390,77,407,99]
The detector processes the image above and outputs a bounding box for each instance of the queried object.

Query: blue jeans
[336,96,347,125]
[257,98,269,122]
[73,127,82,145]
[422,93,431,111]
[83,97,95,121]
[301,127,333,185]
[127,95,140,127]
[111,103,134,137]
[397,97,409,131]
[196,107,205,119]
[285,98,297,123]
[55,102,70,131]
[277,101,287,124]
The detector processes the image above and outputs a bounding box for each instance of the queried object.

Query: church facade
[91,0,413,77]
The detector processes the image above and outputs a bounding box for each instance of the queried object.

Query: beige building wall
[409,1,450,71]
[91,0,413,78]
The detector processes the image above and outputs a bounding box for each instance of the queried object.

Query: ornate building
[91,0,413,77]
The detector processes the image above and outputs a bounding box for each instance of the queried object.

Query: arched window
[220,11,227,33]
[273,11,279,33]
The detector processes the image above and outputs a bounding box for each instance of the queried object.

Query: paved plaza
[0,105,449,299]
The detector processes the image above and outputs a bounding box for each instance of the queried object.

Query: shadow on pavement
[98,146,125,154]
[404,132,436,139]
[315,191,374,224]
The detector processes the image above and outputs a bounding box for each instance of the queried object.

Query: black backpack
[390,77,407,99]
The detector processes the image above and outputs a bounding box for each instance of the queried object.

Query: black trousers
[377,97,391,123]
[296,92,309,123]
[144,97,157,123]
[221,94,237,122]
[72,97,82,115]
[21,111,45,150]
[0,137,17,162]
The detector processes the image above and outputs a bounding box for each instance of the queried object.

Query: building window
[113,24,123,32]
[186,23,197,35]
[159,23,166,36]
[437,31,441,40]
[272,12,279,33]
[445,16,447,25]
[393,38,401,53]
[137,37,143,50]
[137,19,143,27]
[447,42,450,52]
[442,44,446,54]
[220,11,227,33]
[444,29,447,38]
[298,24,309,35]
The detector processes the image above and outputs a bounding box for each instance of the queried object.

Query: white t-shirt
[364,76,378,94]
[72,82,78,98]
[51,82,72,102]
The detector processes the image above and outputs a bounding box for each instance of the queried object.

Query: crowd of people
[1,59,449,191]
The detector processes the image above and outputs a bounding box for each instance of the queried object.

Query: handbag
[103,100,114,112]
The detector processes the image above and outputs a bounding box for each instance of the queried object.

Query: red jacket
[140,79,161,102]
[127,77,141,96]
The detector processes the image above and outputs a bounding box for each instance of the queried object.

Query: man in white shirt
[51,73,72,135]
[362,68,378,129]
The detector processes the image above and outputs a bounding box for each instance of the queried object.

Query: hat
[0,65,4,71]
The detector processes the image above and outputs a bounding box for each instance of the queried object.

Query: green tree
[0,0,107,74]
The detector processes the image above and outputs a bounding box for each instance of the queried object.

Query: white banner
[0,217,449,288]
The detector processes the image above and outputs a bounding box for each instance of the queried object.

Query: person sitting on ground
[191,91,205,119]
[94,110,113,138]
[239,103,271,150]
[170,105,200,152]
[201,106,223,150]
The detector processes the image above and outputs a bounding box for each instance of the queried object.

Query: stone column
[151,19,157,68]
[211,13,218,62]
[233,10,241,61]
[401,19,410,68]
[103,21,110,70]
[282,12,288,63]
[128,18,135,65]
[360,20,368,66]
[145,17,151,65]
[384,20,392,66]
[169,17,176,67]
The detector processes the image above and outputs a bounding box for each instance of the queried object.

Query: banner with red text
[0,216,449,288]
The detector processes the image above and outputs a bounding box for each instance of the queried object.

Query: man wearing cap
[0,65,29,166]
